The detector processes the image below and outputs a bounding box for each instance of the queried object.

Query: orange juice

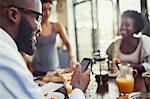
[116,77,134,94]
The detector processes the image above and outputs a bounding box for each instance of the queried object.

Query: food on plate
[55,68,65,77]
[41,68,74,83]
[42,75,63,83]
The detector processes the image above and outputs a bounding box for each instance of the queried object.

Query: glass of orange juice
[116,76,134,94]
[116,63,137,96]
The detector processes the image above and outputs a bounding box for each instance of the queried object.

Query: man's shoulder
[0,41,26,69]
[0,41,20,58]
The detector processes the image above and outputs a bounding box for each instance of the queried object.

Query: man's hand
[71,64,90,92]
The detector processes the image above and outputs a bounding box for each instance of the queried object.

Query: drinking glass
[62,72,72,85]
[62,72,73,96]
[116,63,137,96]
[116,77,134,95]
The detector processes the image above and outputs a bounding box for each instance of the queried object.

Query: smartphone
[80,58,92,72]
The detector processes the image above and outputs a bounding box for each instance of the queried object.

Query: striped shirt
[0,28,45,99]
[0,27,85,99]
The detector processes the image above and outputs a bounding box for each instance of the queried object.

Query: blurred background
[49,0,150,63]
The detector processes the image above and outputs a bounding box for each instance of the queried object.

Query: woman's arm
[106,42,114,60]
[54,23,76,66]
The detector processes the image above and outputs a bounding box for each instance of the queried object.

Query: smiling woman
[107,10,150,74]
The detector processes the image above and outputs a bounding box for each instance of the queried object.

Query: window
[97,0,114,52]
[120,0,141,13]
[74,1,93,60]
[148,0,150,21]
[49,1,57,22]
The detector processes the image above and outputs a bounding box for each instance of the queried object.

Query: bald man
[0,0,90,98]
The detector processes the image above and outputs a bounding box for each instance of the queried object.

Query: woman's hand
[69,56,77,68]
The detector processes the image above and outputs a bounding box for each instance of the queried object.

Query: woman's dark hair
[122,10,144,34]
[40,0,53,4]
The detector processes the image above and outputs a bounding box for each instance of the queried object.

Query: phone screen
[80,58,92,72]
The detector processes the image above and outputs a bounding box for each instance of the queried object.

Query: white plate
[142,72,150,77]
[108,70,120,77]
[128,92,140,99]
[46,92,65,99]
[128,92,150,99]
[40,82,64,96]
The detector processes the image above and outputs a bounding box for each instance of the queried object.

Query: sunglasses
[15,7,42,23]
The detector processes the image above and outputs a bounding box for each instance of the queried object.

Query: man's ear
[8,7,20,23]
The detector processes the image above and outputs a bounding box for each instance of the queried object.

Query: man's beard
[15,16,36,55]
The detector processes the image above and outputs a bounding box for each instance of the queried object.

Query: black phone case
[80,58,92,72]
